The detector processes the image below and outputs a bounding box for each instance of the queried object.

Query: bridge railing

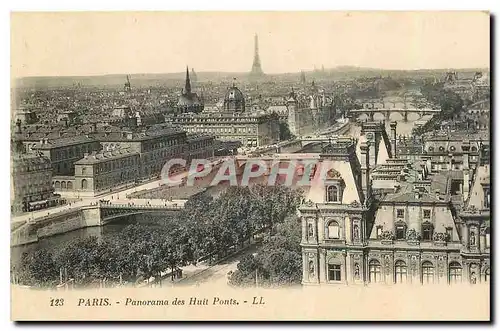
[99,203,185,210]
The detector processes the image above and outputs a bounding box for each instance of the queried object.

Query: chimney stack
[390,121,397,159]
[462,141,471,202]
[360,141,371,203]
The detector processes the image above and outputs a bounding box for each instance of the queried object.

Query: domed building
[176,66,204,114]
[223,80,245,112]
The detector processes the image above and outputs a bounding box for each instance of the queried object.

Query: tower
[249,34,264,79]
[300,71,306,85]
[124,75,131,92]
[184,66,192,94]
[287,88,298,136]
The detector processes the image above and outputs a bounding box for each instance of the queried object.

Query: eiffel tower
[249,34,264,79]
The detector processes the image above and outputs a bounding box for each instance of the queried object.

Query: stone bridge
[11,199,187,247]
[348,108,440,122]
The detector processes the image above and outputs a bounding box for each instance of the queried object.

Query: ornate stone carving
[410,256,418,275]
[433,232,450,242]
[350,200,361,208]
[480,227,488,236]
[380,230,394,240]
[305,200,315,207]
[326,168,343,180]
[354,263,360,280]
[406,229,421,241]
[384,255,391,274]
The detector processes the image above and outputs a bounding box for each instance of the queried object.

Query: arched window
[394,260,407,284]
[422,261,434,284]
[449,262,462,284]
[484,268,490,282]
[81,179,88,190]
[67,182,73,190]
[327,186,339,202]
[369,260,381,283]
[82,167,87,175]
[327,221,340,239]
[55,181,61,189]
[61,181,67,189]
[327,262,341,281]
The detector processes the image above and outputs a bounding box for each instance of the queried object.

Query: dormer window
[327,185,339,202]
[422,222,434,241]
[395,222,406,240]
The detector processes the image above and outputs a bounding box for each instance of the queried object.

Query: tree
[279,122,295,141]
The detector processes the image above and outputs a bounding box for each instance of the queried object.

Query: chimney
[462,141,471,201]
[360,141,371,202]
[390,121,397,158]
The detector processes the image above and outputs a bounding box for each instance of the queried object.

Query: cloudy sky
[11,11,490,77]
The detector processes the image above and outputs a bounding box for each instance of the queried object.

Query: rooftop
[75,148,139,165]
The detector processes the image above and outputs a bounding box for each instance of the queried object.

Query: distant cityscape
[11,33,490,289]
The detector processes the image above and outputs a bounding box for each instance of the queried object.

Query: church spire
[184,66,192,94]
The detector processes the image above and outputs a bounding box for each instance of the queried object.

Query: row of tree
[228,214,303,287]
[12,185,303,288]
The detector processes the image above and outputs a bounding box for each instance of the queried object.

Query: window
[422,261,434,284]
[423,210,431,219]
[328,264,341,281]
[81,179,88,190]
[397,209,405,218]
[449,262,462,284]
[394,261,407,284]
[327,221,340,239]
[422,223,433,241]
[327,186,339,202]
[376,226,383,238]
[369,260,381,283]
[395,223,406,240]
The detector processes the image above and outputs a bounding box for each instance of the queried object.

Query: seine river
[11,118,426,265]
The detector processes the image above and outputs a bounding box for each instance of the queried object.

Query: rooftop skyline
[11,11,490,78]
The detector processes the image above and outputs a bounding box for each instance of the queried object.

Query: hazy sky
[11,11,490,77]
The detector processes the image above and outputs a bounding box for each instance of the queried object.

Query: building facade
[11,153,57,213]
[29,136,101,176]
[299,126,490,286]
[74,149,141,196]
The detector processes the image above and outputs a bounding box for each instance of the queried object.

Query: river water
[11,119,425,265]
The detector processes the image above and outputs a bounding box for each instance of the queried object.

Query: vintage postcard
[10,11,490,321]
